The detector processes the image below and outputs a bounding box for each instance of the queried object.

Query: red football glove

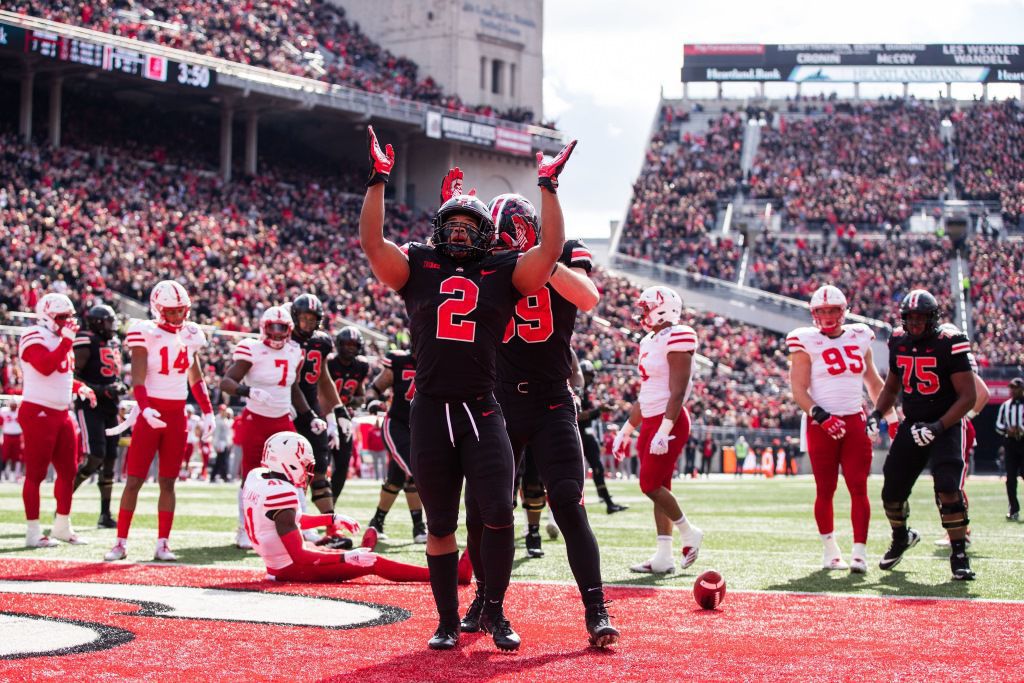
[888,421,899,439]
[537,139,577,193]
[366,125,395,187]
[440,167,464,203]
[811,406,846,440]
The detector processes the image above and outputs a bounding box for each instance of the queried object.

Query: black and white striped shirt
[996,399,1024,438]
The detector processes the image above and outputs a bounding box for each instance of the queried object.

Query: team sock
[426,552,460,627]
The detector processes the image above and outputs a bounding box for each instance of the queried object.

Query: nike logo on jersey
[482,410,496,417]
[481,269,497,276]
[548,404,563,410]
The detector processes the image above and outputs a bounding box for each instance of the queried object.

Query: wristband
[190,379,214,415]
[236,385,251,398]
[810,405,831,425]
[134,385,150,411]
[656,418,675,437]
[334,404,352,421]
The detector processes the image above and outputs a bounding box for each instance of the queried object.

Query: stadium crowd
[968,237,1024,369]
[952,99,1024,228]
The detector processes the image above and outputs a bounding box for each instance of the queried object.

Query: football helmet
[579,359,595,375]
[1009,377,1024,396]
[150,281,191,330]
[335,326,363,361]
[35,293,76,334]
[809,285,847,335]
[634,286,683,331]
[262,431,315,490]
[85,304,117,340]
[259,306,293,350]
[432,194,495,261]
[488,193,540,252]
[899,289,940,340]
[291,294,323,340]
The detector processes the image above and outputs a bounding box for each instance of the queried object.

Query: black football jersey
[73,330,123,413]
[400,244,521,398]
[888,325,973,422]
[578,386,598,429]
[383,351,416,422]
[497,239,592,384]
[294,331,334,413]
[327,355,370,407]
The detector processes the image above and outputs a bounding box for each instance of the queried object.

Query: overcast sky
[542,0,1024,240]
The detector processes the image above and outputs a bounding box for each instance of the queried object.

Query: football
[694,570,727,610]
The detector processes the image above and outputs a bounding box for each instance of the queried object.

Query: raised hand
[537,139,577,193]
[366,125,395,187]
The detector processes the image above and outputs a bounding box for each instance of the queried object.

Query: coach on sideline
[996,377,1024,521]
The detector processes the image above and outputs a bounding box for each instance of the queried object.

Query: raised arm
[359,126,409,292]
[549,264,599,311]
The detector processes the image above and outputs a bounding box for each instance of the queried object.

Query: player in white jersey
[18,293,96,547]
[1,399,24,483]
[221,306,317,549]
[243,431,468,584]
[105,281,215,562]
[787,285,894,573]
[612,286,704,574]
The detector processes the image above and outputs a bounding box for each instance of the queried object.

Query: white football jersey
[1,406,22,435]
[242,467,303,570]
[787,323,875,415]
[638,324,698,418]
[232,338,303,418]
[18,325,74,410]
[186,414,201,445]
[124,320,207,400]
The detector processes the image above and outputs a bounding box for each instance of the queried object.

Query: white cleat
[52,520,89,545]
[849,555,868,574]
[302,529,323,544]
[104,542,127,561]
[236,527,253,550]
[53,531,89,545]
[26,532,59,549]
[413,530,428,544]
[629,556,676,574]
[153,540,178,561]
[823,552,850,570]
[680,526,704,569]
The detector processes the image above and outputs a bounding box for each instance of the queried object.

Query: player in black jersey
[71,305,127,528]
[459,190,618,649]
[868,290,977,580]
[359,126,573,652]
[289,294,346,521]
[325,326,368,503]
[578,359,628,514]
[362,349,427,544]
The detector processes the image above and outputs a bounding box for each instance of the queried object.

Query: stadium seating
[968,237,1024,368]
[952,100,1024,228]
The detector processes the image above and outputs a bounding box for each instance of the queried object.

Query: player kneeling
[244,432,470,584]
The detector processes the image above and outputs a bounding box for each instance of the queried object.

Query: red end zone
[0,558,1020,682]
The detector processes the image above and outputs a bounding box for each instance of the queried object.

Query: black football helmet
[335,326,363,361]
[291,294,324,340]
[579,359,595,375]
[432,194,495,261]
[85,304,117,340]
[1010,377,1024,396]
[488,193,540,252]
[899,289,940,340]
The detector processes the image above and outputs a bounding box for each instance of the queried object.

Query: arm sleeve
[278,529,343,566]
[298,513,333,530]
[21,341,72,375]
[563,239,594,273]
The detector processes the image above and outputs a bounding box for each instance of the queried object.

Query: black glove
[911,421,944,447]
[866,410,883,437]
[293,410,315,433]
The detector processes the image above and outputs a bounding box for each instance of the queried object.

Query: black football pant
[73,408,119,515]
[1005,439,1024,516]
[330,434,355,502]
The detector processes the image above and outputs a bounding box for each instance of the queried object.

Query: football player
[71,304,127,529]
[613,286,704,575]
[104,281,215,562]
[18,293,95,547]
[868,290,978,580]
[325,326,367,502]
[1,399,23,483]
[578,359,628,513]
[787,285,896,573]
[243,432,469,584]
[362,348,427,544]
[359,127,571,651]
[288,294,346,521]
[219,306,306,549]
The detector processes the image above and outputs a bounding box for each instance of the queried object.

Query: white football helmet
[259,306,293,350]
[635,286,683,331]
[262,431,315,490]
[150,280,191,330]
[35,293,76,333]
[809,285,847,334]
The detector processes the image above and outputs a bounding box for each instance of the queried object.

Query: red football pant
[806,412,872,543]
[268,557,430,583]
[18,402,78,519]
[637,409,691,494]
[2,434,23,464]
[238,410,295,481]
[125,398,188,479]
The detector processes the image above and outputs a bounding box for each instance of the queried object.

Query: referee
[996,377,1024,520]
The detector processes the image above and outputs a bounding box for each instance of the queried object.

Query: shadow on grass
[173,543,250,564]
[764,565,979,599]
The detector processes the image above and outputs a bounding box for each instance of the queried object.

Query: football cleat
[1007,512,1020,521]
[153,540,178,561]
[460,590,485,633]
[236,527,253,550]
[585,601,620,649]
[413,523,428,544]
[823,551,849,571]
[52,516,88,545]
[950,551,976,581]
[302,529,323,543]
[680,526,704,569]
[879,529,920,570]
[525,529,544,558]
[479,608,521,651]
[368,520,388,541]
[360,527,379,550]
[427,622,460,650]
[849,555,868,574]
[97,513,118,529]
[319,536,354,550]
[606,502,629,514]
[629,556,676,574]
[545,520,560,540]
[104,541,127,561]
[26,531,59,549]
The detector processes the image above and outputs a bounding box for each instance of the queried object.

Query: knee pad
[311,478,332,503]
[936,492,969,530]
[403,482,418,495]
[521,480,546,511]
[428,514,458,538]
[547,478,584,512]
[381,482,402,495]
[883,500,909,524]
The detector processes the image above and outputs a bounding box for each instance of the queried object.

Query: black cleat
[479,608,521,651]
[525,530,544,558]
[585,601,620,649]
[606,502,628,514]
[951,551,976,581]
[879,529,920,570]
[427,622,460,650]
[96,513,117,529]
[1007,512,1020,521]
[319,535,354,550]
[460,591,485,633]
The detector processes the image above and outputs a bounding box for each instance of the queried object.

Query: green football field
[1,475,1022,601]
